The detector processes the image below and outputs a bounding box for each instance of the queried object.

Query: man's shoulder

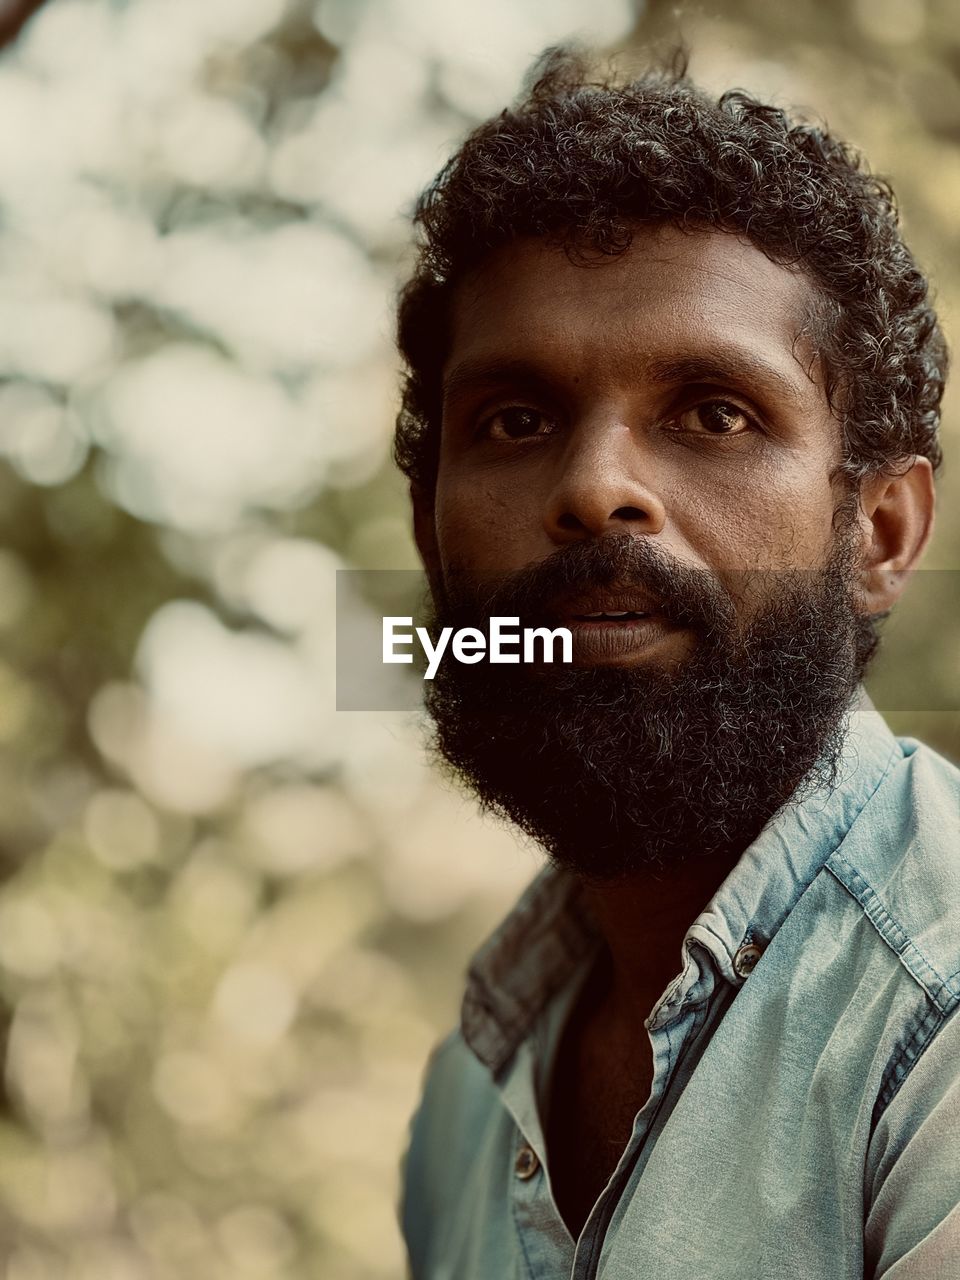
[893,732,960,798]
[400,1025,506,1267]
[826,735,960,1011]
[403,1027,500,1180]
[411,1027,490,1123]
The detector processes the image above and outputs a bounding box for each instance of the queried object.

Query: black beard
[422,531,877,882]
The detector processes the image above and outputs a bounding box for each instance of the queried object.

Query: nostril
[556,512,587,532]
[555,505,651,534]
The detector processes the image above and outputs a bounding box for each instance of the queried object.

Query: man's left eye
[677,401,755,435]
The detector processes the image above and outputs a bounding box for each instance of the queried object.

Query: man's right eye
[480,407,557,441]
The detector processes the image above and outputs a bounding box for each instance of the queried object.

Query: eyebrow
[642,352,810,405]
[442,358,557,406]
[442,348,812,408]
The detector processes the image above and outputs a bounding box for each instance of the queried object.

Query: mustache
[437,535,737,636]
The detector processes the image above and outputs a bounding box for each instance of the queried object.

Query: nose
[542,417,667,544]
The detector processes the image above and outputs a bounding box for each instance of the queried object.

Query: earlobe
[855,457,935,615]
[412,486,442,584]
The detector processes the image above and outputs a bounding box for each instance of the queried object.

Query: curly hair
[394,49,946,497]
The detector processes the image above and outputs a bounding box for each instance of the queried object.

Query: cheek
[689,455,839,564]
[434,471,544,577]
[715,496,842,619]
[668,461,841,618]
[749,484,839,567]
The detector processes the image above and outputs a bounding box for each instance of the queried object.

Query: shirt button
[734,942,764,978]
[515,1144,540,1179]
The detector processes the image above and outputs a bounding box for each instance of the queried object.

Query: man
[394,50,959,1279]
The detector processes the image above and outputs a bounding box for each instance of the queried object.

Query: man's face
[430,224,844,640]
[415,225,872,879]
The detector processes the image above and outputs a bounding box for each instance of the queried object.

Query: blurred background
[0,0,956,1276]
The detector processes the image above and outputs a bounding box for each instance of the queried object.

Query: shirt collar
[461,690,903,1075]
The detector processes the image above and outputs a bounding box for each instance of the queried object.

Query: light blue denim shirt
[401,696,960,1279]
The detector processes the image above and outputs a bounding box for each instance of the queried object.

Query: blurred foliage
[0,0,955,1277]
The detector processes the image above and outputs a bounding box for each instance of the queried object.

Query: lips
[555,588,662,624]
[575,609,652,621]
[542,586,693,666]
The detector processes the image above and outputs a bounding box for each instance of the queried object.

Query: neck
[579,847,743,1034]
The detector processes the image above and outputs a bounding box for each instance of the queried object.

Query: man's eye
[481,407,556,440]
[677,401,756,435]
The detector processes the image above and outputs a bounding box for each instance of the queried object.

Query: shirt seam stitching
[695,736,904,979]
[872,997,944,1126]
[825,855,959,1015]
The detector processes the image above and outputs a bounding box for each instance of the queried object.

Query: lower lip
[562,614,689,666]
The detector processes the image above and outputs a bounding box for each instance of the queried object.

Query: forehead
[445,225,823,400]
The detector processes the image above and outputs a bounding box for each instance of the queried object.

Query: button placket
[733,941,764,977]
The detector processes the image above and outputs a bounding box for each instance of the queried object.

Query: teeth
[580,610,650,620]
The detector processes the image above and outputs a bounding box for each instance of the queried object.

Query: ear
[854,457,935,615]
[412,484,442,584]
